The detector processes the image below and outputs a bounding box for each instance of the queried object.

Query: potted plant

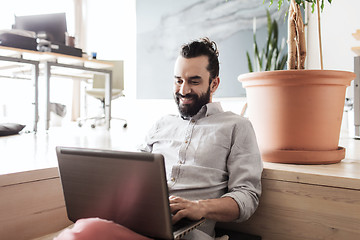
[238,0,356,164]
[246,10,288,72]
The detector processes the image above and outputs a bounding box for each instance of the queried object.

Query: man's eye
[191,81,200,85]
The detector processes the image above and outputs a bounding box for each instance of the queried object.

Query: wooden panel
[0,168,59,186]
[0,176,72,240]
[263,158,360,190]
[217,178,360,240]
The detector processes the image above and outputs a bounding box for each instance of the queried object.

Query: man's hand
[169,195,240,224]
[169,195,204,224]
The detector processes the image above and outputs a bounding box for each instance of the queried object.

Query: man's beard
[174,87,211,118]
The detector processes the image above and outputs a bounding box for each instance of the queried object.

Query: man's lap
[53,218,152,240]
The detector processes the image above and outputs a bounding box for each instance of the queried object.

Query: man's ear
[210,77,220,93]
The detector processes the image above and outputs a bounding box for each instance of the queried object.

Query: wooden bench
[217,158,360,239]
[1,142,360,239]
[0,168,72,240]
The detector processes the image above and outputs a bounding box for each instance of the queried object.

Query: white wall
[82,0,359,99]
[307,0,360,72]
[306,0,360,135]
[83,0,137,99]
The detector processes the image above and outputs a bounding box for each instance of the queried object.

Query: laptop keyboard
[172,218,198,232]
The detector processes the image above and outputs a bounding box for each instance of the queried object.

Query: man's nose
[179,82,191,95]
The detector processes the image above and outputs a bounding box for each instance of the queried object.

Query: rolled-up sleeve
[137,118,161,153]
[222,119,263,222]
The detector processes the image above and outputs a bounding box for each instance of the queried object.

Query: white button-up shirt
[140,102,263,239]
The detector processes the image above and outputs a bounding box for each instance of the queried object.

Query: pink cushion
[54,218,153,240]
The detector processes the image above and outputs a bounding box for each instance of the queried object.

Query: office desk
[0,46,113,131]
[0,54,39,132]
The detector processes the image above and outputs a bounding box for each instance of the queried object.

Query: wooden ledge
[263,158,360,190]
[261,136,360,190]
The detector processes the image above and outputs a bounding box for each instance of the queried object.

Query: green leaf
[245,7,288,72]
[265,10,273,56]
[311,2,315,12]
[267,10,272,37]
[246,52,253,72]
[273,20,279,45]
[277,55,288,70]
[253,35,259,71]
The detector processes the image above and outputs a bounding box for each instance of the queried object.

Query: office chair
[77,60,127,128]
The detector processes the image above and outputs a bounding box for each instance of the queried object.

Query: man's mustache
[175,92,198,99]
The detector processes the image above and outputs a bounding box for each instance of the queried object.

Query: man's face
[173,56,217,117]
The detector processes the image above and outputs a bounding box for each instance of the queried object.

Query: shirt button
[191,119,196,123]
[171,177,175,182]
[185,140,188,144]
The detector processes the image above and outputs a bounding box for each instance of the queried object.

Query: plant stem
[287,0,297,69]
[287,0,306,70]
[316,0,324,70]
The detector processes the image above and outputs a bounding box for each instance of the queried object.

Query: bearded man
[140,37,263,240]
[55,38,263,240]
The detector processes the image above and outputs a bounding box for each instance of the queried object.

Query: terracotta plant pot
[239,70,356,164]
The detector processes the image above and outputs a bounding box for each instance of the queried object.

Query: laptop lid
[56,146,204,240]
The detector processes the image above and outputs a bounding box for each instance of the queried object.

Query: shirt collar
[204,102,223,117]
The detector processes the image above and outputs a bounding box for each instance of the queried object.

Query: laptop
[56,146,205,240]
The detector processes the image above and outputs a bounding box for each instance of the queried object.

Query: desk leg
[105,72,112,130]
[355,57,360,137]
[33,63,39,133]
[45,62,51,131]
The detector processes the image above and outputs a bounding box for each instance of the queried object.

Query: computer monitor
[13,12,67,44]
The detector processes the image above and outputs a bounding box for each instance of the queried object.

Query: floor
[0,97,247,174]
[1,98,158,174]
[0,125,135,174]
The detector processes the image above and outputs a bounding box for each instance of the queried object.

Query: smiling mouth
[180,97,194,104]
[176,93,196,105]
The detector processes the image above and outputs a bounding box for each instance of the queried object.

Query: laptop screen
[56,146,174,239]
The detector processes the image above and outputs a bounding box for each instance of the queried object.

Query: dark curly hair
[180,37,219,83]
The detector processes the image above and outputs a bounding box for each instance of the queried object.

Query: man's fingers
[171,209,187,224]
[169,197,188,223]
[169,195,183,202]
[169,196,203,223]
[169,201,185,214]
